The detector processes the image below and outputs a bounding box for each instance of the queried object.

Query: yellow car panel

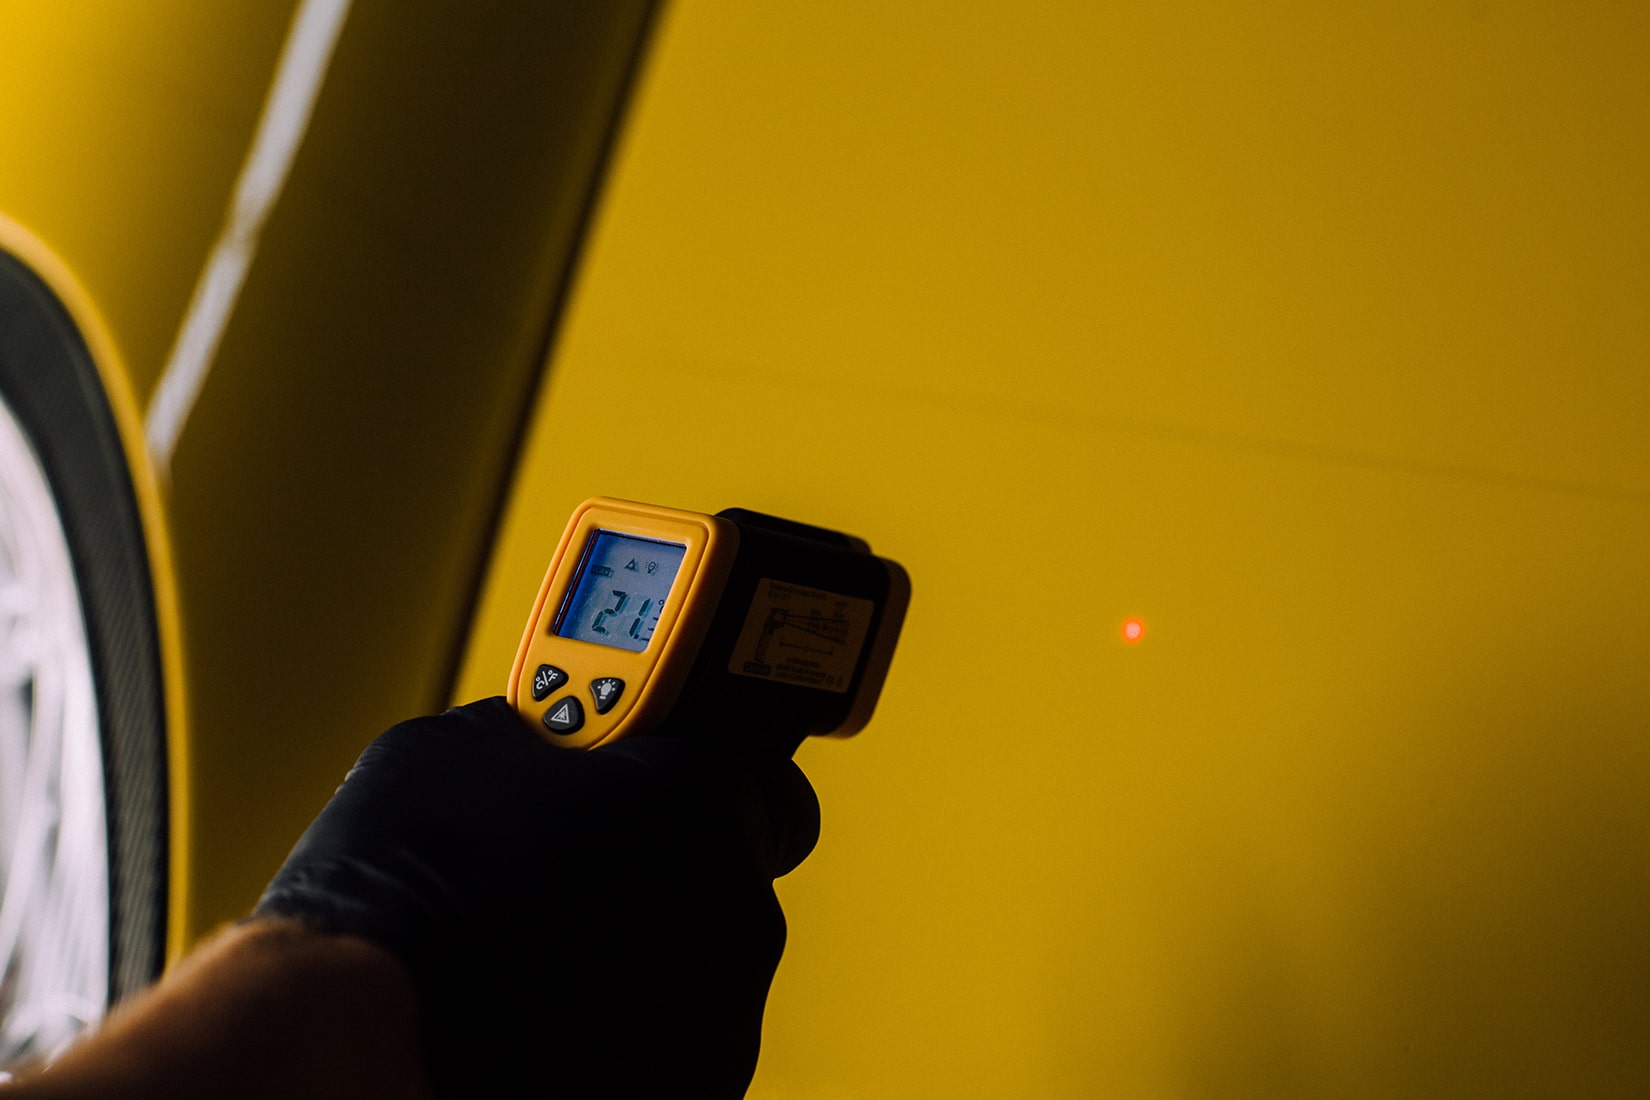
[2,1,657,961]
[0,1,298,399]
[457,1,1650,1095]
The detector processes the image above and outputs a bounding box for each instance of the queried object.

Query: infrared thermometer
[508,498,909,753]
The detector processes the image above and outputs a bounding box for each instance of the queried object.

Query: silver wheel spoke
[0,397,109,1068]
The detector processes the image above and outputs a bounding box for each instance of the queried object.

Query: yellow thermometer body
[508,498,909,752]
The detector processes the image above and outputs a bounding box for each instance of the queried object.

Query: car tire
[0,249,168,1066]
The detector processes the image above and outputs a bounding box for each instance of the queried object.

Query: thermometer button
[542,695,585,735]
[589,677,625,715]
[531,664,569,701]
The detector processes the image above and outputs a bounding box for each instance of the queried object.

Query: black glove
[253,696,820,1098]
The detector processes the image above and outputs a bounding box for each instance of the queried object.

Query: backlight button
[590,677,625,715]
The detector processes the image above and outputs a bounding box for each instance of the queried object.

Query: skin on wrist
[5,919,431,1100]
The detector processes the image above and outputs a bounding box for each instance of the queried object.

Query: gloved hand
[253,696,820,1098]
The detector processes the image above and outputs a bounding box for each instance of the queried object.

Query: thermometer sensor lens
[554,531,687,652]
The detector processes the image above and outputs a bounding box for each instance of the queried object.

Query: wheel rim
[0,394,109,1068]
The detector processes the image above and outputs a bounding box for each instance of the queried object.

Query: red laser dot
[1122,618,1145,642]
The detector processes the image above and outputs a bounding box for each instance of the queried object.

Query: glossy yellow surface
[3,2,655,955]
[457,1,1650,1094]
[2,0,341,966]
[0,1,299,399]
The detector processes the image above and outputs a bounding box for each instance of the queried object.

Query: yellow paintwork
[0,2,301,400]
[2,2,655,952]
[0,213,193,968]
[456,1,1650,1095]
[1,0,323,964]
[6,0,1648,1092]
[509,498,736,749]
[1,0,302,956]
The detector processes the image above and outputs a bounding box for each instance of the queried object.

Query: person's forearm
[6,919,431,1099]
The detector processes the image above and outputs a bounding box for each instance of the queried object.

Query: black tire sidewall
[0,249,168,1005]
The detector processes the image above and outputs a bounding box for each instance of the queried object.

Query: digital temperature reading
[555,531,686,652]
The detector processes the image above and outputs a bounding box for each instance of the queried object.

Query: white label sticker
[728,579,874,694]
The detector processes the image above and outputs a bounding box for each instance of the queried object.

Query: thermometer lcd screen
[554,531,687,652]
